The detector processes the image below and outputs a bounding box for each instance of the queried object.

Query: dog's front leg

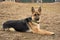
[32,28,55,35]
[28,22,55,35]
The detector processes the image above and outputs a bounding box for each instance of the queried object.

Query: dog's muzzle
[36,18,39,21]
[35,17,39,21]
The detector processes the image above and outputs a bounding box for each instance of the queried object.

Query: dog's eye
[34,14,36,16]
[34,14,40,16]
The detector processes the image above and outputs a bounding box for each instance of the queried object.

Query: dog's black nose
[36,18,39,21]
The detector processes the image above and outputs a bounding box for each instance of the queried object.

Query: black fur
[3,17,32,32]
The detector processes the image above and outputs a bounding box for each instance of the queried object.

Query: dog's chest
[37,24,40,29]
[30,22,40,29]
[34,23,40,29]
[26,22,40,32]
[29,22,40,29]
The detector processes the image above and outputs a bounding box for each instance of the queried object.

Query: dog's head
[31,7,41,23]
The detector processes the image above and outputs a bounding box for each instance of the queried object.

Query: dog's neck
[26,17,40,24]
[31,20,40,24]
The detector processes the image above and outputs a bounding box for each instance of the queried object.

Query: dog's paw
[9,28,15,32]
[50,32,55,35]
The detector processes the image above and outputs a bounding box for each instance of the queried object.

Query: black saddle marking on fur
[3,17,32,32]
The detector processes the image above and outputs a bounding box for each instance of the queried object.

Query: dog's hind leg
[8,28,15,32]
[3,24,15,31]
[3,28,15,31]
[2,28,9,31]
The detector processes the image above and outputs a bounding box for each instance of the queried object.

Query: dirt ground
[0,2,60,40]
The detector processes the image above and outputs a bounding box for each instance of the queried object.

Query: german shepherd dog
[3,7,55,35]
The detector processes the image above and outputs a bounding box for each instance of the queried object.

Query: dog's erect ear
[38,7,41,12]
[31,7,35,13]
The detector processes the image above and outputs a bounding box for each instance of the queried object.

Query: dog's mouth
[35,18,39,21]
[34,16,40,21]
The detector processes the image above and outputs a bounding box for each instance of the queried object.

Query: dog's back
[3,17,32,32]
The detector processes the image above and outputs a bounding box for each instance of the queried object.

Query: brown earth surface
[0,2,60,40]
